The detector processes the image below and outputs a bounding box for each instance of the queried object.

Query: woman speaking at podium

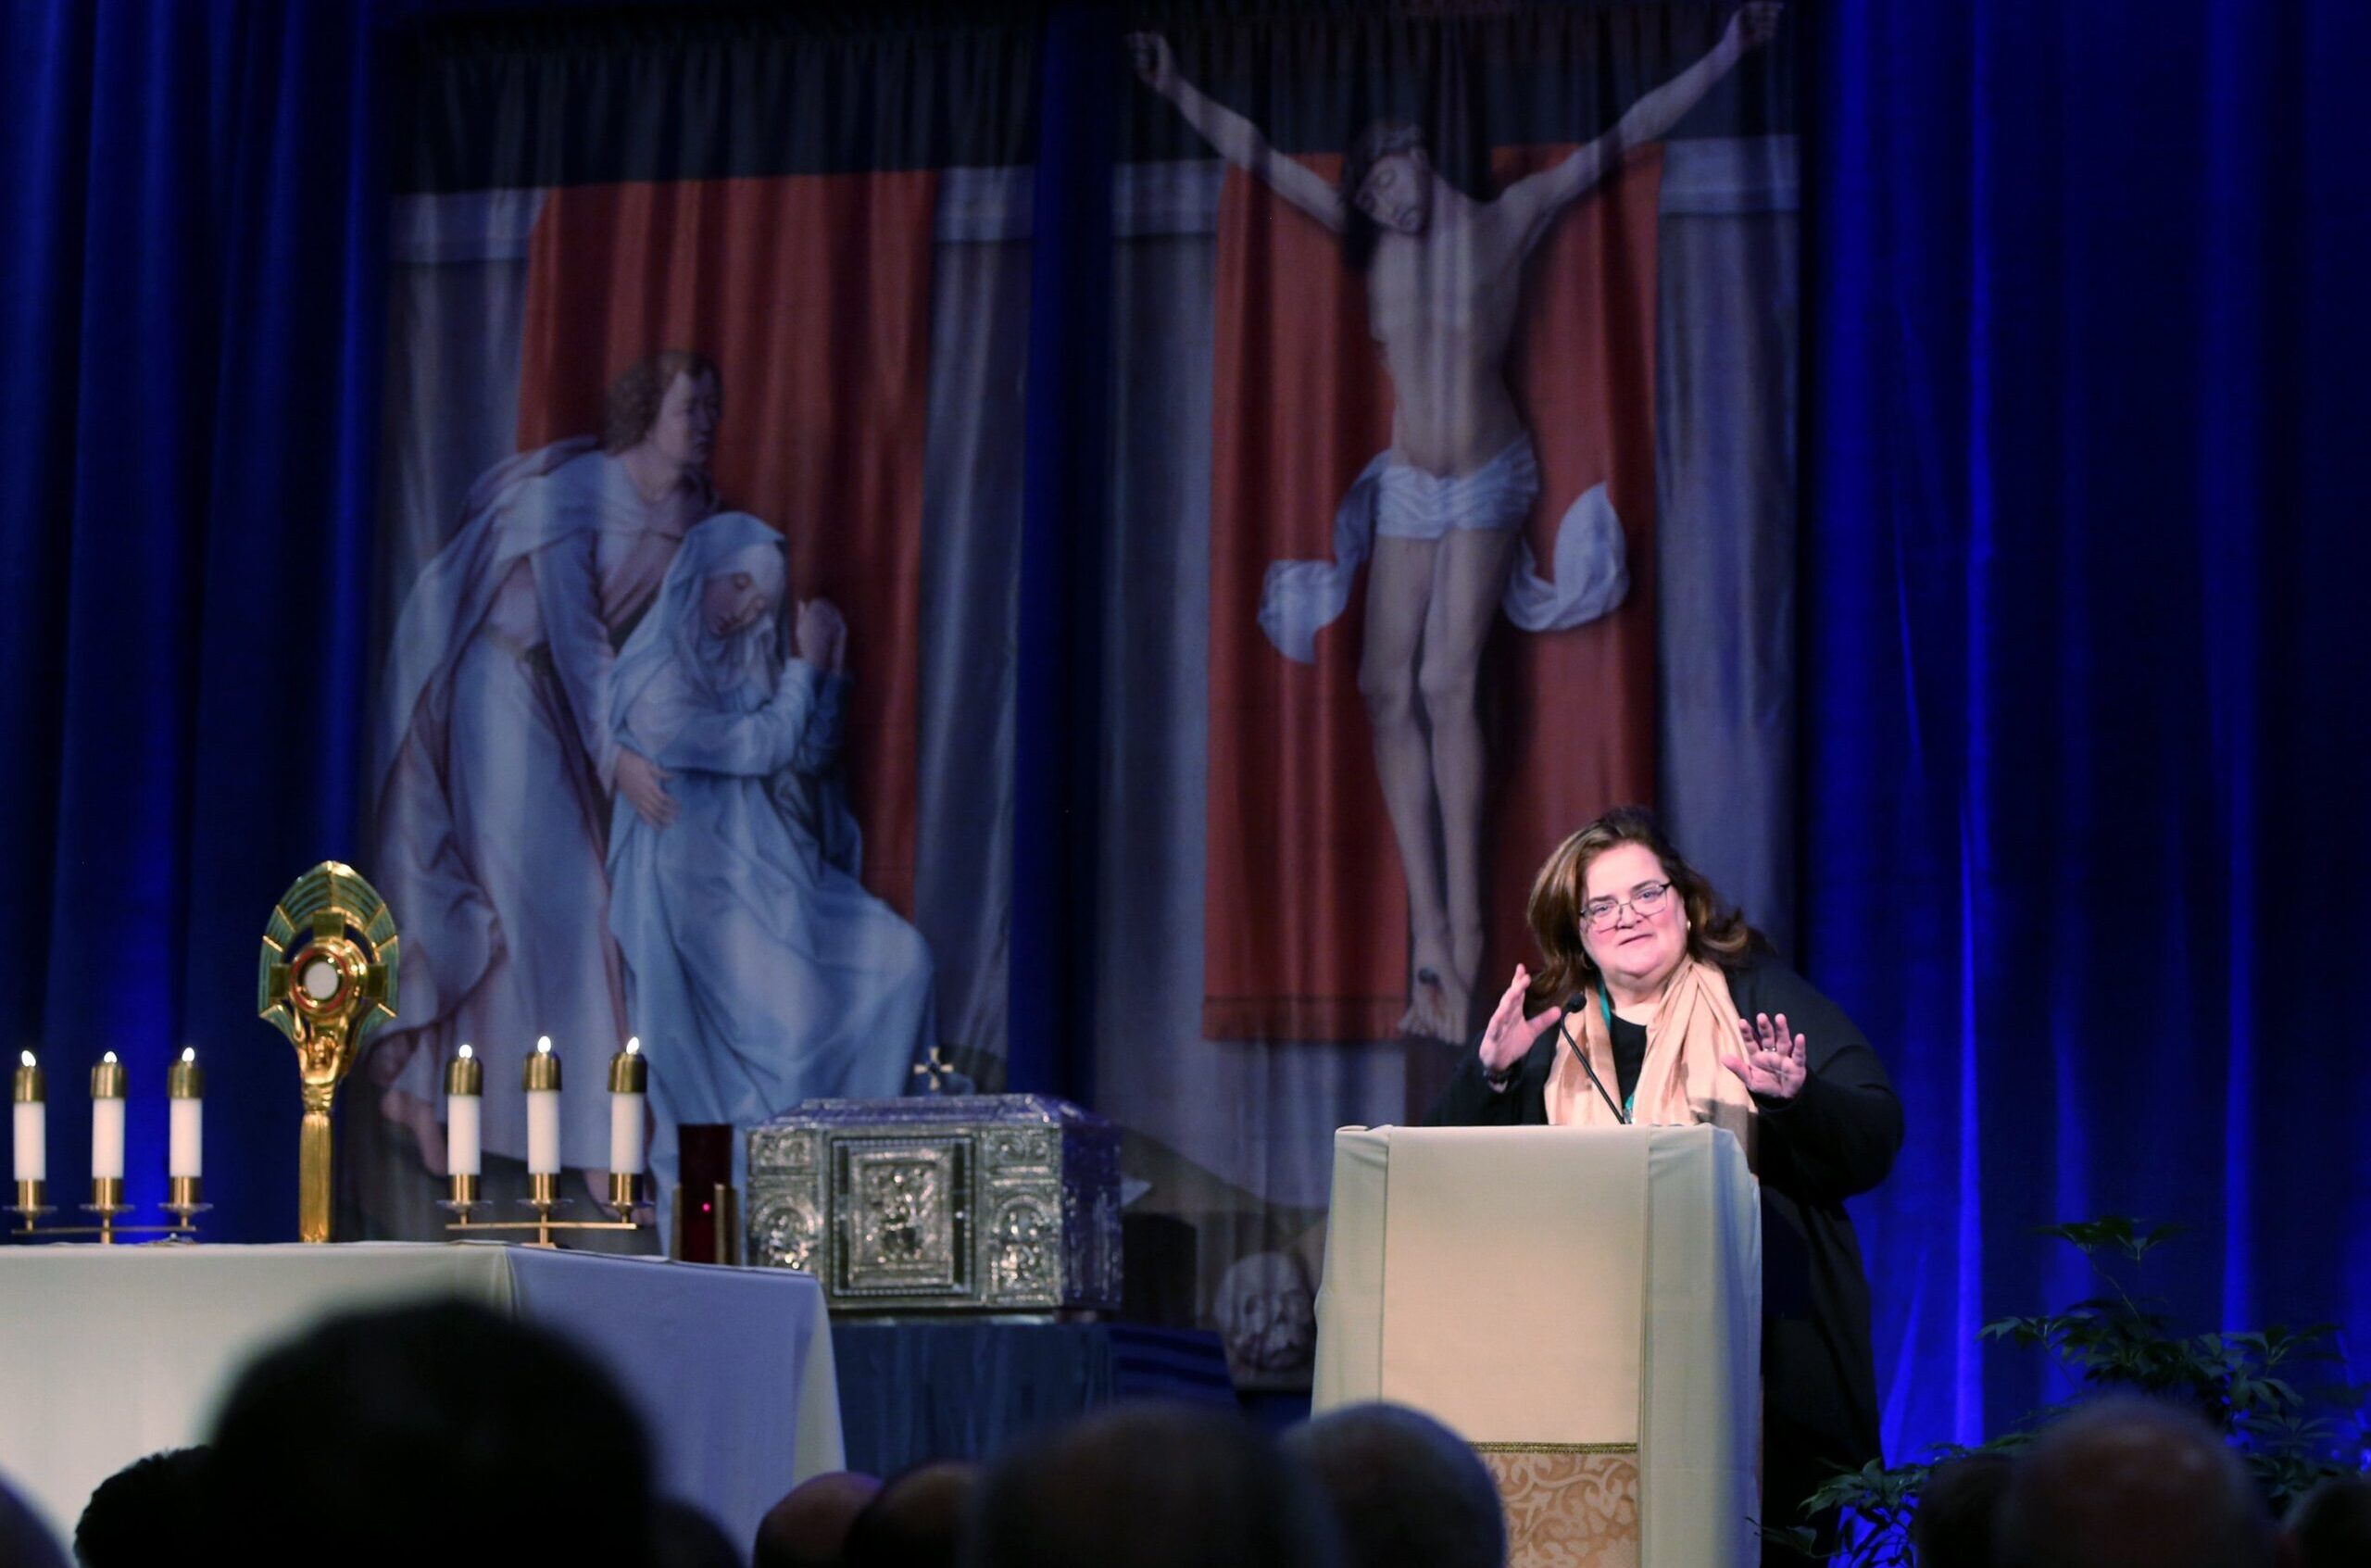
[1426,806,1901,1564]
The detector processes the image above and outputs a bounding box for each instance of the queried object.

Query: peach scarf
[1542,957,1759,1173]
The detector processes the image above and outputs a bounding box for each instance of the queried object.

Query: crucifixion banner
[1095,4,1797,1385]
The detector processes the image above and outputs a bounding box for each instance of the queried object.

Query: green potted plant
[1766,1218,2371,1566]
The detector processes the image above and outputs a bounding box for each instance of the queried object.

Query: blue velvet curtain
[0,0,383,1239]
[1802,0,2371,1458]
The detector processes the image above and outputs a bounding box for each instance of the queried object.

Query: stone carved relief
[849,1155,954,1285]
[986,1195,1058,1298]
[751,1193,822,1272]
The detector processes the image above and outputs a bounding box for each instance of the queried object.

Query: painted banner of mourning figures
[355,6,1797,1389]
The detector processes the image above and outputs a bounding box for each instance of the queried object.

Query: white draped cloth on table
[0,1243,842,1549]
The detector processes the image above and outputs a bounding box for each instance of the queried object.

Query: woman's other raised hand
[1478,964,1564,1075]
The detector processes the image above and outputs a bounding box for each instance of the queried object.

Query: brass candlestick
[164,1174,210,1231]
[8,1178,52,1233]
[441,1041,650,1249]
[84,1173,128,1244]
[9,1053,47,1233]
[257,863,399,1244]
[6,1057,202,1245]
[7,1173,202,1245]
[445,1166,652,1248]
[438,1048,486,1225]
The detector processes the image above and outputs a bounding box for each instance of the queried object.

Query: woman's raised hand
[1720,1011,1808,1100]
[1477,964,1564,1075]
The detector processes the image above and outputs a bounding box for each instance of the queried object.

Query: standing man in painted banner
[368,352,721,1188]
[1133,6,1780,1043]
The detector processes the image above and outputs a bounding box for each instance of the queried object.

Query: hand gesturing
[1720,1011,1807,1100]
[1476,964,1564,1076]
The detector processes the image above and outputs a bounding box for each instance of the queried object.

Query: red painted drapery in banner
[514,173,940,914]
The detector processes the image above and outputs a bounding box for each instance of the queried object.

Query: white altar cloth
[0,1242,843,1548]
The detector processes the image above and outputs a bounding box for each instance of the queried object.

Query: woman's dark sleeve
[1740,961,1903,1203]
[1423,1036,1550,1126]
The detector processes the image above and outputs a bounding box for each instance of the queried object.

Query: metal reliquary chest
[745,1095,1122,1316]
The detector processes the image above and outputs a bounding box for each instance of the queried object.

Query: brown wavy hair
[1525,805,1760,1008]
[600,349,720,454]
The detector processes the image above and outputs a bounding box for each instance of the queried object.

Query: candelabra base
[6,1189,202,1245]
[442,1172,650,1248]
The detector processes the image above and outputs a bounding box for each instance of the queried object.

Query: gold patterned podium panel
[1476,1445,1641,1568]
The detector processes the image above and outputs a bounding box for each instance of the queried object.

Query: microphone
[1555,993,1629,1124]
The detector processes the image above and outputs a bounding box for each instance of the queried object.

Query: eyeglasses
[1583,882,1674,931]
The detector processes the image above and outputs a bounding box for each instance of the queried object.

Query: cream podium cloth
[1314,1124,1760,1568]
[0,1242,844,1548]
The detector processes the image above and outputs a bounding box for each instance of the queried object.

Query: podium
[1313,1123,1760,1568]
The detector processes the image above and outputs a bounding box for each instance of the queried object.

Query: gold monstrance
[257,862,398,1243]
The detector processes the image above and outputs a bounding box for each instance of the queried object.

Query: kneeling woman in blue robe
[608,512,934,1202]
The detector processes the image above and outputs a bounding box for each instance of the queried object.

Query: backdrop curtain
[0,0,383,1241]
[9,0,2371,1469]
[1802,0,2371,1459]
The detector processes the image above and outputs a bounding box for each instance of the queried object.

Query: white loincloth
[1258,436,1630,664]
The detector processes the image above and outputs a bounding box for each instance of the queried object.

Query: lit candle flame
[458,1043,474,1060]
[181,1047,195,1064]
[626,1036,641,1056]
[535,1035,552,1056]
[102,1050,119,1064]
[18,1050,31,1069]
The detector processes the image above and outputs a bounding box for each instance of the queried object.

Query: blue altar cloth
[831,1320,1235,1475]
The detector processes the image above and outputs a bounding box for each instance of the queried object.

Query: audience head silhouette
[73,1447,210,1568]
[1908,1451,2013,1568]
[844,1461,979,1568]
[756,1471,882,1568]
[651,1497,743,1568]
[1994,1396,2277,1568]
[0,1474,66,1568]
[205,1299,652,1568]
[963,1403,1343,1568]
[1281,1402,1503,1568]
[2286,1474,2371,1568]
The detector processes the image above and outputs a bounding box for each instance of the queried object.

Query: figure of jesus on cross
[1135,6,1781,1042]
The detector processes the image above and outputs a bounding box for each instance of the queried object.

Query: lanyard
[1597,986,1638,1122]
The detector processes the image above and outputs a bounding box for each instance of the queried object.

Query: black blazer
[1424,952,1903,1468]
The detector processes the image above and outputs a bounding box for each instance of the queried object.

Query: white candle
[608,1037,646,1176]
[91,1052,126,1182]
[445,1045,483,1178]
[524,1036,561,1175]
[167,1047,203,1179]
[11,1052,44,1185]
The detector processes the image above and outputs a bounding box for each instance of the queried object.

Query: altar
[0,1242,844,1548]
